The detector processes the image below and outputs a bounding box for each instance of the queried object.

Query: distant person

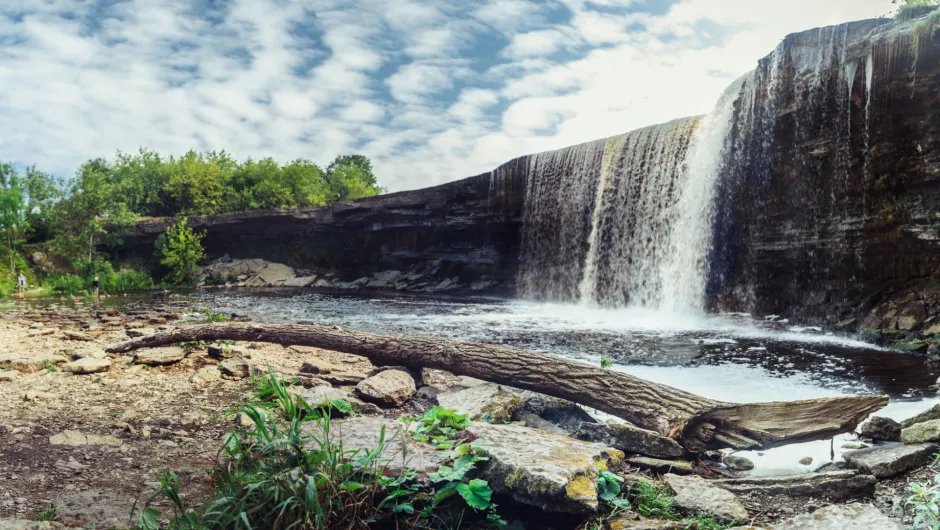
[92,275,100,306]
[16,272,26,300]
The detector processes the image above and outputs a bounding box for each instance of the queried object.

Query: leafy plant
[908,464,940,530]
[409,406,472,451]
[33,504,57,522]
[198,307,231,323]
[599,357,613,369]
[597,470,624,501]
[42,360,58,372]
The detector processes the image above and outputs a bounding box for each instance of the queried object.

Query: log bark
[106,323,887,452]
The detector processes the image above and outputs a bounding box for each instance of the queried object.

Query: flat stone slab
[49,430,123,447]
[627,456,693,475]
[664,474,748,523]
[63,357,111,374]
[577,421,684,459]
[842,442,936,478]
[135,347,185,366]
[466,423,624,514]
[1,354,67,373]
[62,330,92,341]
[126,327,156,338]
[727,503,901,530]
[713,470,876,501]
[438,383,525,422]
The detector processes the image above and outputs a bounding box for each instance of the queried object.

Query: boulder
[355,370,416,407]
[842,443,937,478]
[189,365,222,385]
[723,455,755,471]
[713,470,877,501]
[466,423,624,514]
[577,422,684,459]
[63,357,111,374]
[902,419,940,443]
[437,383,524,422]
[799,456,813,466]
[858,416,901,441]
[663,474,748,523]
[628,456,694,475]
[420,368,461,390]
[220,358,251,380]
[135,347,185,366]
[49,430,123,447]
[901,403,940,428]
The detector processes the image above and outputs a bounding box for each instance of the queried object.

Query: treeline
[0,150,384,289]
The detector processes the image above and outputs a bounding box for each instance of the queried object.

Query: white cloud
[0,0,902,192]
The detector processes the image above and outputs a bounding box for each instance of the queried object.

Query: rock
[843,443,937,478]
[189,365,222,385]
[72,350,107,360]
[663,474,748,523]
[0,370,19,382]
[296,386,380,414]
[299,359,343,374]
[318,372,367,385]
[723,455,755,471]
[49,429,123,447]
[355,370,416,407]
[859,416,901,441]
[135,347,185,366]
[902,418,940,443]
[608,516,689,530]
[576,422,684,459]
[126,327,156,338]
[841,441,870,450]
[799,456,813,466]
[740,503,901,530]
[314,416,448,476]
[466,423,623,514]
[713,470,877,501]
[628,456,694,475]
[208,343,249,359]
[2,354,67,374]
[0,520,61,530]
[27,328,55,337]
[420,368,461,390]
[63,357,111,374]
[282,275,317,287]
[220,358,250,379]
[903,403,940,428]
[437,383,524,422]
[63,330,92,341]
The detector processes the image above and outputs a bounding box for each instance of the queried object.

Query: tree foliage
[160,217,206,285]
[895,0,940,20]
[0,163,60,278]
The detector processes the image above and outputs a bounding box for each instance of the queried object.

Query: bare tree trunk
[107,323,887,452]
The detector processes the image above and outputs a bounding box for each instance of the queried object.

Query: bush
[897,0,940,20]
[159,217,206,285]
[908,455,940,530]
[47,274,85,295]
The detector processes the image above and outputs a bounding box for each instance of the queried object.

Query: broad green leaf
[457,479,492,510]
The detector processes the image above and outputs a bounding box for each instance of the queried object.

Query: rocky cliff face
[116,15,940,338]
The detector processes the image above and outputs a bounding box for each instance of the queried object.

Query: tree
[895,0,940,19]
[324,154,385,202]
[0,163,61,278]
[165,151,226,215]
[160,217,206,284]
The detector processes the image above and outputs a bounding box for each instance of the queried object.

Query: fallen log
[106,323,887,452]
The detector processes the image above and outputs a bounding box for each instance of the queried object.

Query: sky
[0,0,896,192]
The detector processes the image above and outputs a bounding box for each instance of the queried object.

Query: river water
[57,288,940,475]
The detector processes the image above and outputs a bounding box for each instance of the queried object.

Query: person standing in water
[16,272,26,300]
[92,275,100,306]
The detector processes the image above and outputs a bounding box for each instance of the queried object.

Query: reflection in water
[26,288,940,475]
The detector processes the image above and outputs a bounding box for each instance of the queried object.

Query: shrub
[908,455,940,530]
[159,217,206,285]
[897,0,940,20]
[47,274,85,295]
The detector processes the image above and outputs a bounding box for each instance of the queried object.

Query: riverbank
[1,302,939,528]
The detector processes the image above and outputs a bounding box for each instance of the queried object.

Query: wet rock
[49,429,123,447]
[466,423,624,514]
[664,474,747,523]
[799,456,813,466]
[220,358,250,380]
[420,368,461,390]
[355,370,416,407]
[0,370,19,382]
[729,503,901,530]
[189,365,222,385]
[63,357,111,374]
[438,383,524,422]
[713,470,876,501]
[859,416,901,441]
[628,456,694,475]
[126,327,156,338]
[843,443,937,478]
[901,419,940,443]
[901,403,940,428]
[576,422,684,459]
[723,455,755,471]
[135,347,185,366]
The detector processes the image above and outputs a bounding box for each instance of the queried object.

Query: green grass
[33,504,57,522]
